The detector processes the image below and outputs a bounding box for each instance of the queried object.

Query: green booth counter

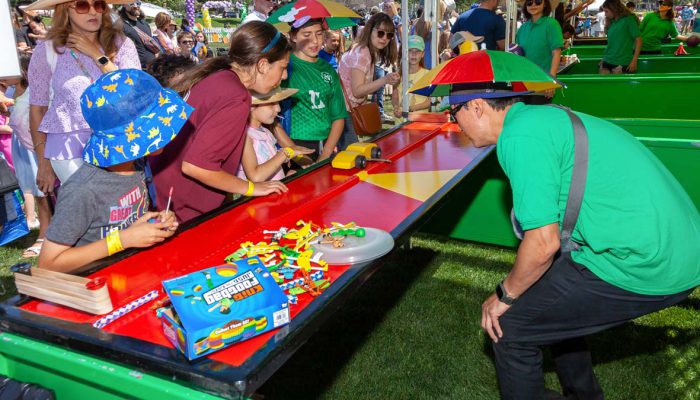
[553,73,700,119]
[559,55,700,75]
[566,42,700,57]
[422,117,700,247]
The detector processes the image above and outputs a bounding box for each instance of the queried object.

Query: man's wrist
[495,280,518,305]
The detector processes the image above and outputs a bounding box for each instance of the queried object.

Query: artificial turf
[0,231,697,399]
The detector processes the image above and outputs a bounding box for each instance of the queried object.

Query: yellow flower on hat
[148,127,160,139]
[102,83,118,93]
[158,116,172,127]
[158,93,171,107]
[114,145,126,158]
[96,96,106,107]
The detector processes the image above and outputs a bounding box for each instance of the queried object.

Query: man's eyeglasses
[129,1,142,7]
[449,103,465,119]
[180,40,194,45]
[375,29,395,40]
[70,0,107,14]
[525,0,544,6]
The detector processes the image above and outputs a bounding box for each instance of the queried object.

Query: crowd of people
[2,0,699,398]
[2,0,698,267]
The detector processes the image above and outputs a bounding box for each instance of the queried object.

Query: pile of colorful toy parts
[225,220,367,303]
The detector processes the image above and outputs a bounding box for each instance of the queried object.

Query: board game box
[159,257,290,360]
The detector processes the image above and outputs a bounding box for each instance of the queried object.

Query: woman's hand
[120,212,178,249]
[627,60,638,73]
[252,181,288,196]
[384,72,401,86]
[66,33,104,61]
[36,159,57,194]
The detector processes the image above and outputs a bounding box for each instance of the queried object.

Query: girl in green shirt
[515,0,564,78]
[640,0,689,54]
[599,0,642,74]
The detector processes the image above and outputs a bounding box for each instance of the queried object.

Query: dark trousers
[494,253,694,400]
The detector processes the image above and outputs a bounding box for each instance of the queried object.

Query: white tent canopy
[139,2,173,18]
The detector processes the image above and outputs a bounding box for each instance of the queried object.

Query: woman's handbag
[339,81,382,137]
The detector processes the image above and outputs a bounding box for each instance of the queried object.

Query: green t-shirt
[603,15,640,65]
[640,12,679,51]
[282,54,348,141]
[497,102,700,295]
[515,16,564,74]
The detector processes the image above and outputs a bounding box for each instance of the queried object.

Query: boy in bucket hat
[38,69,192,273]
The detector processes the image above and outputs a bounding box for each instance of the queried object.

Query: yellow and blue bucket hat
[80,69,194,168]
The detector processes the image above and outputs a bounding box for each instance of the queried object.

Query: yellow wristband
[245,180,254,196]
[282,147,295,159]
[106,230,124,256]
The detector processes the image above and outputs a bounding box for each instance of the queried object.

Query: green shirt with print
[497,102,700,295]
[515,16,564,73]
[283,54,348,141]
[640,12,679,51]
[603,15,640,65]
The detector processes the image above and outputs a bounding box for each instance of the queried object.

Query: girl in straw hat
[26,0,141,193]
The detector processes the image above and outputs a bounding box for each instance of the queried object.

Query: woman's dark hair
[601,0,638,32]
[18,54,31,89]
[657,0,675,19]
[354,12,397,67]
[173,21,291,95]
[146,54,196,87]
[522,0,552,20]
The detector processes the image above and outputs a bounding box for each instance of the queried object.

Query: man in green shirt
[282,19,348,162]
[448,90,700,398]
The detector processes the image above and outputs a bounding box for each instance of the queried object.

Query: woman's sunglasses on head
[375,29,395,40]
[526,0,544,6]
[71,0,108,14]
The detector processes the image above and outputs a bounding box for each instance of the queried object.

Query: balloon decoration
[185,0,195,26]
[202,8,212,28]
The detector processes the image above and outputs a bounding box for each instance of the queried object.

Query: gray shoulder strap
[549,105,589,253]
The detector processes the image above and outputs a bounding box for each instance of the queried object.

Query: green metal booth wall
[421,118,700,248]
[560,56,700,75]
[568,43,700,57]
[553,73,700,119]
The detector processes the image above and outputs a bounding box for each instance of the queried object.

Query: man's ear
[471,98,485,119]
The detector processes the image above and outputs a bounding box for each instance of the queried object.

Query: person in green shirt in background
[515,0,564,78]
[445,85,700,397]
[599,0,641,73]
[640,0,689,54]
[281,18,348,163]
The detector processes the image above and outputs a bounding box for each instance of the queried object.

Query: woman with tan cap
[154,12,178,54]
[26,0,140,194]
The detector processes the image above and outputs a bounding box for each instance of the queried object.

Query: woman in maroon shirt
[150,21,290,223]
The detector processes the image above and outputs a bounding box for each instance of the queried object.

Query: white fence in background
[202,27,237,44]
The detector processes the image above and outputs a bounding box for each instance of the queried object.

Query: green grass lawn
[1,230,698,398]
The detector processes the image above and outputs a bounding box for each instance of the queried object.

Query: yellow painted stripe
[363,170,461,202]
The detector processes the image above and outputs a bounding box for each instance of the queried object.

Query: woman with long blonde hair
[26,0,140,190]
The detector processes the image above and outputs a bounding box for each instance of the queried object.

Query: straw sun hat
[26,0,130,11]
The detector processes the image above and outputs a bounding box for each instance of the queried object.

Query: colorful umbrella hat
[409,50,563,99]
[267,0,361,33]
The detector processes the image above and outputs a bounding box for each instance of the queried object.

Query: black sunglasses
[526,0,544,6]
[449,103,465,119]
[71,0,107,14]
[375,29,395,40]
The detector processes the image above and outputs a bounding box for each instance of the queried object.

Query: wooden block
[13,266,113,315]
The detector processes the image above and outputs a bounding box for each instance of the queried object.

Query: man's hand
[481,293,511,343]
[627,60,638,73]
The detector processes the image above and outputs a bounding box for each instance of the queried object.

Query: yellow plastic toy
[346,143,382,159]
[331,151,367,170]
